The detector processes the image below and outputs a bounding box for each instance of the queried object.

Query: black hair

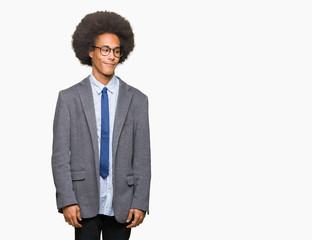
[72,11,135,66]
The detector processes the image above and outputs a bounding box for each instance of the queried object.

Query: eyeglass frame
[92,45,123,58]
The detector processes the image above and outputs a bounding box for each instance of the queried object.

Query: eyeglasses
[92,45,123,58]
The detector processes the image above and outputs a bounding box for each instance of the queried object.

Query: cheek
[94,56,104,65]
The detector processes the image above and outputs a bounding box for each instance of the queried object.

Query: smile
[104,63,115,67]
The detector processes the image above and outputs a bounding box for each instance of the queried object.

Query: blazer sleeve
[131,95,151,213]
[51,91,78,212]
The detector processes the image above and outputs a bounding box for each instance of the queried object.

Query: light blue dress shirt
[89,74,119,216]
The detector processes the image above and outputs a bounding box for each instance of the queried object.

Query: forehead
[95,33,120,47]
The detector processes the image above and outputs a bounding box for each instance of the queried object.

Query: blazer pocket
[71,170,85,181]
[126,175,134,186]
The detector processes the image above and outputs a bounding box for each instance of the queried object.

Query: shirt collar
[89,74,118,95]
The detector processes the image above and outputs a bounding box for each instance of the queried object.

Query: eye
[102,47,110,53]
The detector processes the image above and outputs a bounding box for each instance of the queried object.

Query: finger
[126,215,136,228]
[126,209,134,223]
[126,221,135,228]
[137,215,144,225]
[67,217,75,227]
[127,213,139,228]
[64,215,71,224]
[65,212,76,227]
[138,213,145,225]
[138,211,145,223]
[76,207,82,221]
[72,217,82,228]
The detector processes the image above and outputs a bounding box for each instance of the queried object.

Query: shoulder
[118,77,148,102]
[58,77,89,99]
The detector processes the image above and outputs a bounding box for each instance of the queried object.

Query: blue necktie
[100,87,109,179]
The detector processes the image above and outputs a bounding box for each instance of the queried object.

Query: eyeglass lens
[100,46,122,57]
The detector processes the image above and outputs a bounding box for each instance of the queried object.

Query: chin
[103,72,114,77]
[100,69,113,76]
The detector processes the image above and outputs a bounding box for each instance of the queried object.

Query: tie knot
[102,87,108,93]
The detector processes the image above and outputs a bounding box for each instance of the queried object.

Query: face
[89,33,120,83]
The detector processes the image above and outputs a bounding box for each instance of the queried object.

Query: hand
[63,204,82,228]
[126,209,146,228]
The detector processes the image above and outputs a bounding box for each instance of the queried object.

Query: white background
[0,0,311,239]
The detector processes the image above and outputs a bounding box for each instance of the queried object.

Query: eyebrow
[100,44,121,49]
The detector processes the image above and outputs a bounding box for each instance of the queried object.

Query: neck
[92,70,114,86]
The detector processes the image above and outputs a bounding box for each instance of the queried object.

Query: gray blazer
[51,76,151,223]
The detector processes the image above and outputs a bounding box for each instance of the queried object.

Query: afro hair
[72,11,135,66]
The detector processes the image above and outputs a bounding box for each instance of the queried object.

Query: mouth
[104,62,115,67]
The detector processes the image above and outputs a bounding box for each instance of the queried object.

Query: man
[51,11,151,240]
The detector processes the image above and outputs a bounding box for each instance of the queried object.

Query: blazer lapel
[77,77,100,174]
[112,78,133,160]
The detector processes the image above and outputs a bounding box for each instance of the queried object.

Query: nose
[107,50,115,60]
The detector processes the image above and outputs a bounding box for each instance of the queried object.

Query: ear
[89,49,94,59]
